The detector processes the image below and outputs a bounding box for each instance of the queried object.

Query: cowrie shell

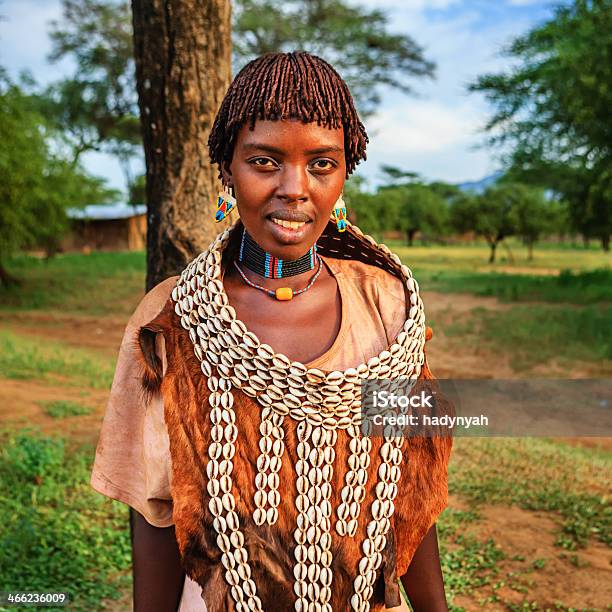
[306,368,325,384]
[253,507,266,526]
[272,354,291,368]
[208,496,223,517]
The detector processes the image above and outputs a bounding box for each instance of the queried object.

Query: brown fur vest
[136,292,452,611]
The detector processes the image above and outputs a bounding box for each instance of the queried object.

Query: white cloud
[368,101,481,154]
[359,98,496,184]
[80,150,143,193]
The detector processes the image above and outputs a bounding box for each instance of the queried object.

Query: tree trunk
[502,240,515,264]
[488,241,497,263]
[406,229,416,247]
[131,0,232,291]
[527,241,534,261]
[0,262,20,287]
[601,234,610,252]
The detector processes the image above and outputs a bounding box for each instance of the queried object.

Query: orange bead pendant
[275,287,294,301]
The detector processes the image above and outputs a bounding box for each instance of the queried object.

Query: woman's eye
[250,157,276,167]
[311,159,335,170]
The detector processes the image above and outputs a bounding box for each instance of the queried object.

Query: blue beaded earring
[332,194,347,232]
[215,185,237,223]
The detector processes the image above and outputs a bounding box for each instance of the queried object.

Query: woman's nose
[277,165,308,202]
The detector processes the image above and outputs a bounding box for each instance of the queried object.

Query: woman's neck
[238,228,317,279]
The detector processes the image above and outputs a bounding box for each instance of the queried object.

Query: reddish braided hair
[208,51,368,178]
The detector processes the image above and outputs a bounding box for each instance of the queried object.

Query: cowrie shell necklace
[171,221,426,612]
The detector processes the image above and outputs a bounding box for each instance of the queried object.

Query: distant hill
[456,171,503,194]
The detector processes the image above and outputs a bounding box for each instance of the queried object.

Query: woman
[91,51,452,611]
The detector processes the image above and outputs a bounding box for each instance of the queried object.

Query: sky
[0,0,562,195]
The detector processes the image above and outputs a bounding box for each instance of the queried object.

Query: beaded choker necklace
[239,228,317,278]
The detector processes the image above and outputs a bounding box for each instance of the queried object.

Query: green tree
[469,0,612,250]
[508,185,559,260]
[46,0,140,188]
[449,192,479,237]
[129,173,146,205]
[451,185,518,263]
[427,181,462,201]
[383,184,448,246]
[505,155,605,247]
[379,165,420,186]
[374,166,451,245]
[233,0,435,116]
[0,79,117,284]
[587,166,612,250]
[344,177,388,239]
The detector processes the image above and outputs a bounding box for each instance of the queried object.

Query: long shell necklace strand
[171,220,427,612]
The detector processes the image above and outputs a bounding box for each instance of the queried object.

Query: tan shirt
[91,256,446,611]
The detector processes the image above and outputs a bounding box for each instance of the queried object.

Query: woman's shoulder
[322,256,407,301]
[127,275,180,330]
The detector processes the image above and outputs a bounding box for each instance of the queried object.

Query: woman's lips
[266,217,312,244]
[271,218,307,230]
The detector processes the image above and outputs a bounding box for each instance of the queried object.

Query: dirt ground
[1,290,610,611]
[421,290,612,381]
[0,310,127,358]
[449,496,612,611]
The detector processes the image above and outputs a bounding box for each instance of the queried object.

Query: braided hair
[208,51,368,178]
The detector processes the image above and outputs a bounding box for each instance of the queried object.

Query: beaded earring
[215,185,237,223]
[332,194,347,232]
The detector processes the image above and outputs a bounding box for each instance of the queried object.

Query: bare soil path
[449,495,612,611]
[0,310,127,358]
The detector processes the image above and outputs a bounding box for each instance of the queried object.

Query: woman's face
[223,119,346,260]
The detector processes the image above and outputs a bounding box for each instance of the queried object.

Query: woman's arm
[130,508,186,612]
[400,523,448,612]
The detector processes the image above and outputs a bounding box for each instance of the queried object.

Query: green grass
[446,304,612,369]
[437,439,611,609]
[0,330,115,389]
[414,268,612,305]
[390,239,611,275]
[38,400,93,418]
[495,601,601,611]
[2,243,610,316]
[443,535,507,611]
[0,429,131,611]
[450,438,612,550]
[1,251,145,315]
[437,508,509,611]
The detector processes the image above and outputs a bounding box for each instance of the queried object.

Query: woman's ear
[221,160,233,187]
